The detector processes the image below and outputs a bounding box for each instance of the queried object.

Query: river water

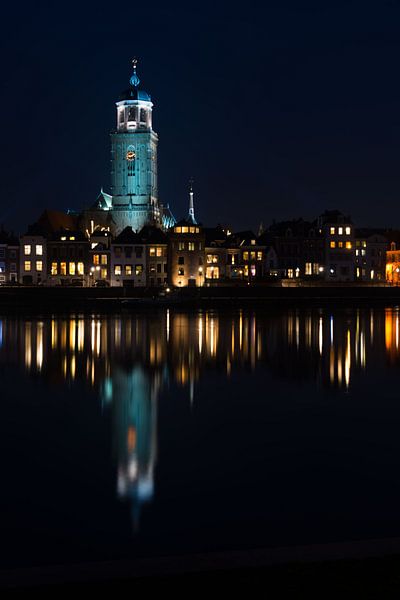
[1,307,400,569]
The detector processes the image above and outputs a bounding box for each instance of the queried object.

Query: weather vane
[130,57,140,88]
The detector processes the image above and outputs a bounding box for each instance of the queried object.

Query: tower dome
[118,58,151,101]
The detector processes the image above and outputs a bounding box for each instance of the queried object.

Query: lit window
[287,268,293,278]
[175,227,182,233]
[69,263,76,276]
[362,241,367,248]
[24,245,31,255]
[257,252,263,261]
[330,241,336,249]
[188,242,195,251]
[178,242,185,251]
[330,227,335,235]
[101,254,108,265]
[338,241,344,248]
[338,227,343,235]
[36,245,43,256]
[93,254,99,265]
[346,241,352,249]
[61,236,66,241]
[125,265,132,276]
[305,262,312,275]
[195,228,199,233]
[36,261,43,272]
[182,227,188,234]
[345,227,351,235]
[156,247,162,257]
[250,251,256,260]
[69,236,75,241]
[114,265,122,276]
[189,227,195,233]
[60,262,67,275]
[243,251,249,260]
[135,265,143,275]
[77,262,84,275]
[149,247,156,256]
[24,260,31,271]
[51,262,58,275]
[101,268,107,279]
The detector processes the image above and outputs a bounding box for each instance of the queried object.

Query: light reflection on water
[1,307,400,541]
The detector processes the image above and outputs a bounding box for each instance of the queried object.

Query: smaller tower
[188,178,197,224]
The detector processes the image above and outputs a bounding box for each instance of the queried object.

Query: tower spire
[130,57,140,88]
[188,177,197,224]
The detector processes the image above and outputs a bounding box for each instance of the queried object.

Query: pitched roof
[113,226,142,244]
[138,225,167,244]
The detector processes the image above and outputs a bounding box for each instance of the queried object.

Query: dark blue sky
[2,0,400,233]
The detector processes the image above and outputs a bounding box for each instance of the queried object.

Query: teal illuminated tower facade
[83,60,175,235]
[110,59,159,231]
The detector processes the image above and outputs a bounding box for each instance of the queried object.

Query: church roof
[24,210,78,236]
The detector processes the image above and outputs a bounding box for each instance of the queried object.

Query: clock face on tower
[126,150,136,161]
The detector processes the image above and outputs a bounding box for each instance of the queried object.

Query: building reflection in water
[0,307,399,528]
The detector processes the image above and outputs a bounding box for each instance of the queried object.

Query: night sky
[2,0,400,233]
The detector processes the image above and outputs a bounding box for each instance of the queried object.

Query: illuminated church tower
[83,60,175,235]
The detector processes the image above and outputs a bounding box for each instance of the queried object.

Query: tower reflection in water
[0,307,399,528]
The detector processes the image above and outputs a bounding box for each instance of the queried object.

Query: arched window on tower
[126,145,136,177]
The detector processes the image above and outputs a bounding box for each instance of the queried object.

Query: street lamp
[198,266,203,287]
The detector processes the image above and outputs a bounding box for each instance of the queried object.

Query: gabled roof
[203,226,228,246]
[25,210,78,236]
[0,228,18,245]
[138,225,167,244]
[113,226,142,244]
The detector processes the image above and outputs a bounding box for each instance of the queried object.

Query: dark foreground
[1,283,400,311]
[6,554,400,596]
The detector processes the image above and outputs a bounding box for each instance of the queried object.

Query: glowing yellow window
[60,262,67,275]
[101,268,107,279]
[24,260,31,271]
[175,227,182,233]
[114,265,122,276]
[51,262,58,275]
[330,241,336,249]
[77,262,84,275]
[338,241,344,248]
[156,247,162,257]
[69,236,75,241]
[257,252,263,260]
[346,242,352,249]
[149,247,156,256]
[69,263,76,276]
[250,251,256,260]
[243,251,249,260]
[182,227,188,234]
[36,261,43,272]
[330,227,335,235]
[93,254,100,265]
[101,254,108,265]
[125,265,132,276]
[189,227,195,233]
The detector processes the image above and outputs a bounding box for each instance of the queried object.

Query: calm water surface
[1,306,400,569]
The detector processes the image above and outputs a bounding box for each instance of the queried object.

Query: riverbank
[0,283,400,311]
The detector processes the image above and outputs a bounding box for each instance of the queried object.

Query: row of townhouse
[0,209,398,287]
